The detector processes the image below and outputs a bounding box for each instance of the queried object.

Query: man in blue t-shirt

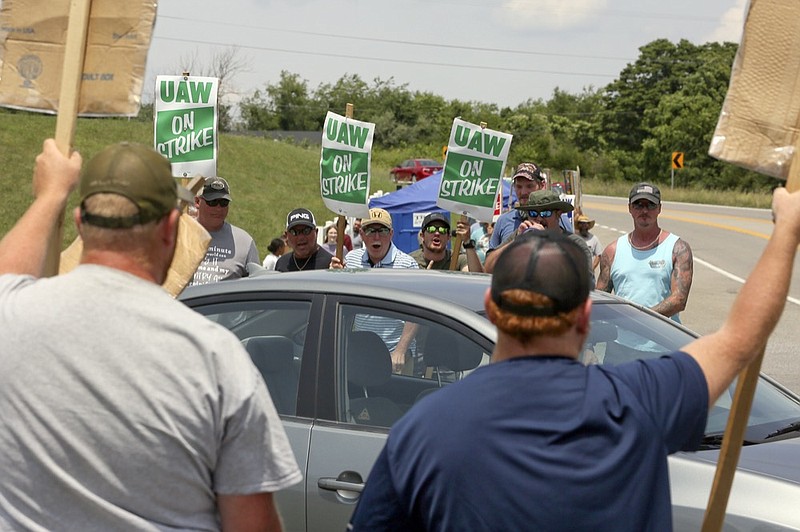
[348,192,800,530]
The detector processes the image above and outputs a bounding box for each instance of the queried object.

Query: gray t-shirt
[0,265,301,530]
[190,221,259,286]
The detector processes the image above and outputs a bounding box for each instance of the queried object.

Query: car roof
[179,268,622,313]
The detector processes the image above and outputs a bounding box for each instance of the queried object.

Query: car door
[184,293,322,532]
[304,295,492,531]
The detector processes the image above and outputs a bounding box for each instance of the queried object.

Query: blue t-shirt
[349,353,707,531]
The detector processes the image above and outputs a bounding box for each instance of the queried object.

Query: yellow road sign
[672,152,684,169]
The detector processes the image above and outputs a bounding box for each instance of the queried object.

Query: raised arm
[651,238,693,318]
[0,139,82,276]
[595,240,617,293]
[684,187,800,404]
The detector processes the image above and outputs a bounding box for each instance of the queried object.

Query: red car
[389,159,442,184]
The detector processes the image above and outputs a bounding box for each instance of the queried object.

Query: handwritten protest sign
[320,111,374,218]
[154,75,218,177]
[437,118,512,222]
[0,0,155,116]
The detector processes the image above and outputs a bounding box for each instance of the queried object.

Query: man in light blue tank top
[596,182,693,322]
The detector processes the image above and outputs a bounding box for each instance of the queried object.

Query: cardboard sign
[437,118,512,222]
[154,75,218,178]
[319,111,374,218]
[0,0,155,116]
[709,0,800,179]
[60,213,211,298]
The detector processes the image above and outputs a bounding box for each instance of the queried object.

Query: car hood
[669,437,800,529]
[692,436,800,484]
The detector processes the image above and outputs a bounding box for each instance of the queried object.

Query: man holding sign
[350,186,800,530]
[0,140,301,530]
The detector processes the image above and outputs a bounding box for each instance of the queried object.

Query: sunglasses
[363,226,391,235]
[424,226,449,235]
[288,226,314,236]
[631,201,658,210]
[524,210,553,219]
[205,199,230,207]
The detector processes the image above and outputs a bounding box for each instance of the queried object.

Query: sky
[145,0,748,109]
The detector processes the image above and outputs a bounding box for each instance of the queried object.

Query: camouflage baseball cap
[79,142,193,228]
[512,162,544,182]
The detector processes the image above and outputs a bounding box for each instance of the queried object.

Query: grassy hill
[0,112,401,256]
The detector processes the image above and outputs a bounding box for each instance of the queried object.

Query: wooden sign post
[44,0,92,277]
[702,139,800,531]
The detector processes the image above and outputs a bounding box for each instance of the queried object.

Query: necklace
[628,230,662,251]
[292,252,313,271]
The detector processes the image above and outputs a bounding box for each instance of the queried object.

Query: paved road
[583,195,800,394]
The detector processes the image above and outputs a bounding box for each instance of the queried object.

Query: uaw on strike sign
[437,118,512,222]
[320,111,375,218]
[154,75,218,177]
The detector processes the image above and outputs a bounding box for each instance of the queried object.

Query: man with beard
[409,213,481,271]
[275,208,333,272]
[597,183,693,322]
[189,177,259,285]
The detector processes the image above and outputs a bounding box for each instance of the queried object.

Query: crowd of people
[14,139,791,530]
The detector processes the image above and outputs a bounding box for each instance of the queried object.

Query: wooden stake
[45,0,92,277]
[702,135,800,531]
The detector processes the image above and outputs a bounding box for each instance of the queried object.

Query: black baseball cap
[629,182,661,205]
[286,208,316,230]
[491,231,591,316]
[421,212,450,229]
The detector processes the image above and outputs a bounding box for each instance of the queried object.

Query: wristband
[463,239,476,249]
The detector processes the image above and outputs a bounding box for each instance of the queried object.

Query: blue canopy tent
[370,171,513,253]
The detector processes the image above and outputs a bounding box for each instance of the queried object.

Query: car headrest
[590,322,618,344]
[422,330,483,372]
[243,336,295,373]
[347,331,392,387]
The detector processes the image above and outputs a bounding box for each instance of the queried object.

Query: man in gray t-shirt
[0,141,301,530]
[190,176,259,285]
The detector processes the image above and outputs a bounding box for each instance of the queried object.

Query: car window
[189,299,311,417]
[583,302,800,439]
[339,304,490,428]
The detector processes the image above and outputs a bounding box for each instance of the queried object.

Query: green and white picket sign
[437,118,512,222]
[154,75,218,177]
[320,111,375,218]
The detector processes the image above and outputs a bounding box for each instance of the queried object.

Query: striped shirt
[344,244,419,270]
[345,243,418,355]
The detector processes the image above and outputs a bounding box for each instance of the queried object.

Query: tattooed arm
[651,237,693,318]
[595,240,616,293]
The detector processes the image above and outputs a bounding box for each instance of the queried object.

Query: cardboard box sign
[709,0,800,179]
[0,0,156,116]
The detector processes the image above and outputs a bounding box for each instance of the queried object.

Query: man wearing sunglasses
[596,182,693,323]
[275,208,333,272]
[484,190,593,284]
[331,208,419,371]
[487,162,546,252]
[409,213,478,271]
[189,176,259,285]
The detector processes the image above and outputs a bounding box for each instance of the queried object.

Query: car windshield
[580,303,800,445]
[418,159,439,166]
